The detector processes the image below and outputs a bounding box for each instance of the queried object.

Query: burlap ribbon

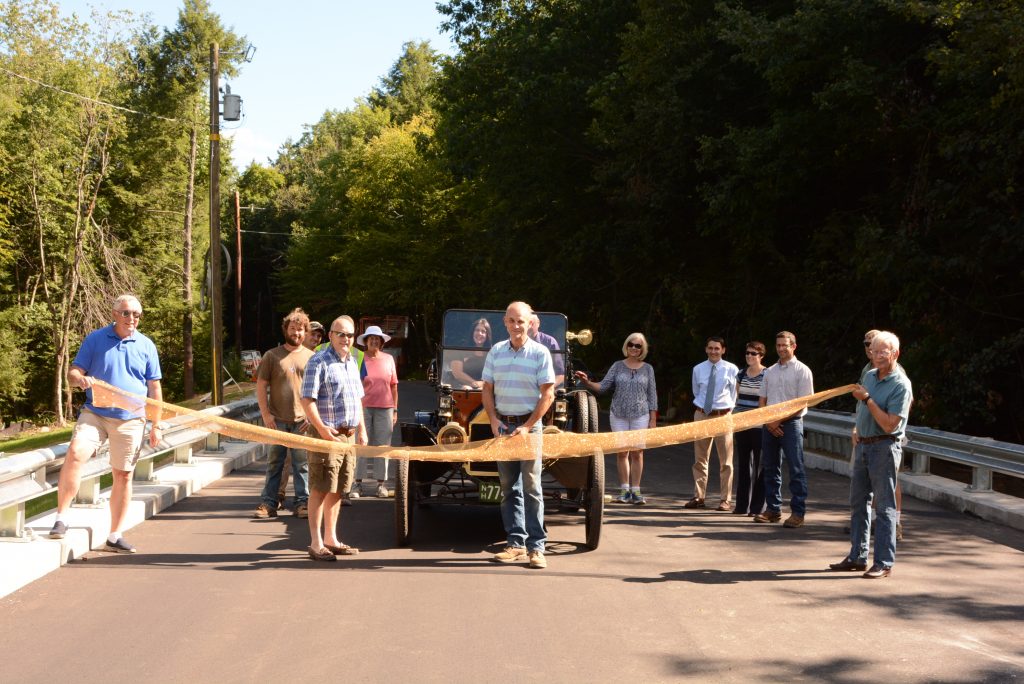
[90,380,854,462]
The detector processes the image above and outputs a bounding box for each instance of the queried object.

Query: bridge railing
[803,409,1024,492]
[0,397,260,538]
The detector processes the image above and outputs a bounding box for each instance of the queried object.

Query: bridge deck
[3,437,1023,683]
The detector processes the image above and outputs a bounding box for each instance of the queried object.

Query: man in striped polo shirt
[482,301,556,569]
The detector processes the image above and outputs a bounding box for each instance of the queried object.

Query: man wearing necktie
[686,337,739,511]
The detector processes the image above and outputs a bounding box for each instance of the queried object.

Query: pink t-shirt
[362,352,398,408]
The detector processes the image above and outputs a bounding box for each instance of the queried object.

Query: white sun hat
[356,324,392,346]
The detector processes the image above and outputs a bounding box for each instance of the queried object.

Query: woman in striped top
[733,340,766,515]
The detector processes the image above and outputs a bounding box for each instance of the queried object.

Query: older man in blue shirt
[830,331,913,579]
[49,294,163,553]
[483,301,556,569]
[300,315,367,562]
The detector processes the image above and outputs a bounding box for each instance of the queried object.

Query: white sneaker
[349,490,361,499]
[375,483,389,498]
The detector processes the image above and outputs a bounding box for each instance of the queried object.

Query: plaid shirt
[301,345,364,429]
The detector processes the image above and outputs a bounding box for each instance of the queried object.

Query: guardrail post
[133,458,155,482]
[174,444,193,465]
[968,466,993,492]
[75,475,101,505]
[908,447,929,474]
[0,502,26,538]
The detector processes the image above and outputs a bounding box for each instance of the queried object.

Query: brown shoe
[492,546,527,563]
[294,503,308,519]
[683,497,706,509]
[528,550,547,569]
[324,543,359,556]
[253,503,277,519]
[862,564,892,579]
[308,546,336,562]
[783,515,805,528]
[829,558,867,572]
[716,501,732,512]
[753,510,781,523]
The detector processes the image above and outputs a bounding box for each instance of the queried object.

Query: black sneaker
[49,520,68,539]
[105,537,137,554]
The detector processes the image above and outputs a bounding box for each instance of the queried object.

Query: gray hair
[872,330,900,352]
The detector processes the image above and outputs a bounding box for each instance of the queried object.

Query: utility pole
[207,42,223,451]
[234,188,242,357]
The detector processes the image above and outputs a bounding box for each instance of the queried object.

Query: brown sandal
[308,546,337,562]
[325,543,359,556]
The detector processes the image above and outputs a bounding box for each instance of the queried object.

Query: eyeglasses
[626,342,643,349]
[116,310,143,320]
[745,351,761,356]
[331,330,354,338]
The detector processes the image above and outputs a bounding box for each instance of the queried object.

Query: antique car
[396,308,604,549]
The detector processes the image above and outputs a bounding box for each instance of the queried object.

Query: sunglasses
[863,340,872,347]
[116,310,143,320]
[745,351,761,356]
[332,331,355,338]
[626,342,643,349]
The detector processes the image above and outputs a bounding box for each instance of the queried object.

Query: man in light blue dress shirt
[687,337,739,511]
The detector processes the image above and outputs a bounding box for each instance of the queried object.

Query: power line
[0,64,198,125]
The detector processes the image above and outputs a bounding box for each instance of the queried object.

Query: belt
[859,434,896,444]
[498,413,532,424]
[334,426,355,436]
[696,407,732,417]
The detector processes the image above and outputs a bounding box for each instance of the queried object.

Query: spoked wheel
[394,459,415,546]
[584,448,605,549]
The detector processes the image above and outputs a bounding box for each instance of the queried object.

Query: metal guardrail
[803,409,1024,491]
[0,396,260,538]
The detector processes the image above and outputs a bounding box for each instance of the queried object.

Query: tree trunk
[182,124,198,398]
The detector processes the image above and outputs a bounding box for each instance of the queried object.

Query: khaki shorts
[307,430,356,494]
[71,408,146,472]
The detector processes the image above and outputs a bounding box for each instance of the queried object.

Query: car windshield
[439,309,568,389]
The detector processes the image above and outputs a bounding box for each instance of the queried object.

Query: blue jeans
[496,423,545,552]
[761,418,808,516]
[849,439,901,568]
[260,421,309,507]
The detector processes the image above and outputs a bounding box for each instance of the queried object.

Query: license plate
[478,481,502,504]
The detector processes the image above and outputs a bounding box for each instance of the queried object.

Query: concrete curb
[0,439,265,599]
[805,449,1024,534]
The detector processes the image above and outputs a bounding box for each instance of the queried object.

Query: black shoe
[49,520,68,539]
[105,537,137,554]
[862,564,892,579]
[828,558,867,572]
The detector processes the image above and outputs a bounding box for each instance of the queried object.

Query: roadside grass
[0,427,75,458]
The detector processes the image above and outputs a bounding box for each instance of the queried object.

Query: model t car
[396,309,604,549]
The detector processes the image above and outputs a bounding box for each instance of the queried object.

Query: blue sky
[59,1,456,169]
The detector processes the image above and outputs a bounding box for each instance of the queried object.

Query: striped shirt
[734,368,764,413]
[482,338,555,415]
[301,345,364,429]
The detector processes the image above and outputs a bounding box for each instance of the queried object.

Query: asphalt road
[2,383,1023,683]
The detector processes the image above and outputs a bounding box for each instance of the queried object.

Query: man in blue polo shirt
[830,330,913,579]
[482,301,556,569]
[49,294,163,553]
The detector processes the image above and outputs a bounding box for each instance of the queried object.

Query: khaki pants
[692,409,734,503]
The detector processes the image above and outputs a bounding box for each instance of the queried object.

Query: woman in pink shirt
[354,325,399,498]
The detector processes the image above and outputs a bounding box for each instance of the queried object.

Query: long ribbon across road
[91,380,855,462]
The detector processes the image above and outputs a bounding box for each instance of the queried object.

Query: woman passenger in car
[450,318,492,389]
